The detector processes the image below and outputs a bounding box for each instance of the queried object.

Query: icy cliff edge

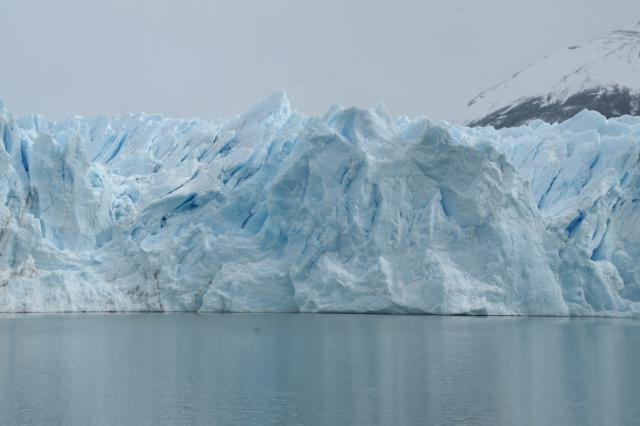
[1,95,639,315]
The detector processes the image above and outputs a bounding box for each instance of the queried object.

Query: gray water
[1,314,639,426]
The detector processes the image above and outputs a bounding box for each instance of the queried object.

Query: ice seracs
[1,94,639,315]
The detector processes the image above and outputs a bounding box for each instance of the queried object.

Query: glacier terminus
[1,93,639,316]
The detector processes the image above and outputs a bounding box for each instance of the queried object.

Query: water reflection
[1,314,638,425]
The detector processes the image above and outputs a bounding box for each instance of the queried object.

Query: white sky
[1,0,639,120]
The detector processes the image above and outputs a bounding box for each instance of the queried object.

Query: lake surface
[1,314,639,425]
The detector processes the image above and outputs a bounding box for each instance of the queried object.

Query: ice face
[0,95,639,315]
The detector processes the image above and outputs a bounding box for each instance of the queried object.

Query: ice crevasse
[0,92,639,316]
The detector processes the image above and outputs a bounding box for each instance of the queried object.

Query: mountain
[460,22,640,128]
[1,94,639,315]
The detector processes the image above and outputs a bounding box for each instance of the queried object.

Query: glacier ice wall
[1,94,639,315]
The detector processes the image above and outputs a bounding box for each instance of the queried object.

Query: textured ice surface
[1,94,639,315]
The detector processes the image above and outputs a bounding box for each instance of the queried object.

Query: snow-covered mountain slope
[1,94,639,316]
[460,22,640,128]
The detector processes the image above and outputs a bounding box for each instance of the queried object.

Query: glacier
[1,93,639,316]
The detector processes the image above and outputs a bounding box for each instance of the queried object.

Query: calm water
[1,314,639,426]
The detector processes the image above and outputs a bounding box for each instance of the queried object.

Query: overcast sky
[2,0,639,121]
